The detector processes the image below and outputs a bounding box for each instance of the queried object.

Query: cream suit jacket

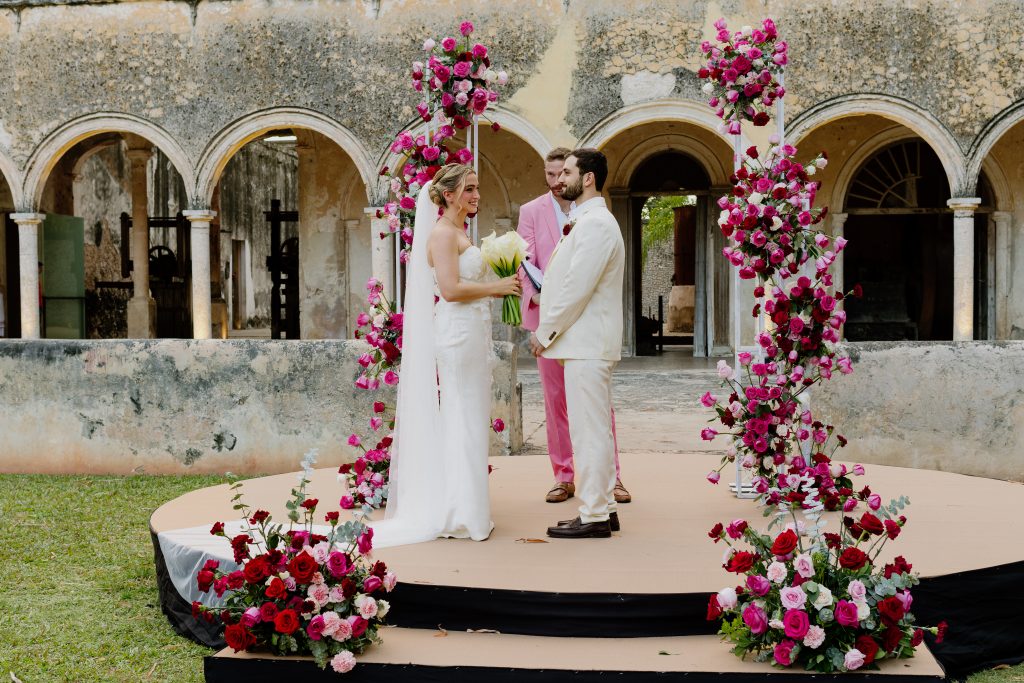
[536,197,625,361]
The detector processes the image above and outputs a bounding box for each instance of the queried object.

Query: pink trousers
[537,356,621,483]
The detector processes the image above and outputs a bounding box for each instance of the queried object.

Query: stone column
[607,188,632,355]
[183,209,216,339]
[126,147,156,338]
[992,211,1012,340]
[366,209,394,302]
[11,213,45,339]
[948,197,981,341]
[831,212,848,294]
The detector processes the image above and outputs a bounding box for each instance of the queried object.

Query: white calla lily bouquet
[480,230,528,326]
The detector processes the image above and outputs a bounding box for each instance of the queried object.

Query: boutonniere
[562,218,576,236]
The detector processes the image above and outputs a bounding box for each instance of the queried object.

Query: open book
[521,259,544,291]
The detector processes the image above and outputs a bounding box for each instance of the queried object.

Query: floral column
[10,212,44,339]
[830,213,848,295]
[366,208,395,302]
[947,197,980,341]
[183,209,216,340]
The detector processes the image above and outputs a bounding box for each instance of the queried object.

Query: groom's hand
[528,333,544,357]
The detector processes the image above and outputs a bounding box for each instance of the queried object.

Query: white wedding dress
[368,184,494,547]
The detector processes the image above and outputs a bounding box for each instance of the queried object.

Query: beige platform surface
[152,452,1024,595]
[213,628,944,676]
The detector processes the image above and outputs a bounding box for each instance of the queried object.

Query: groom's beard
[560,177,584,201]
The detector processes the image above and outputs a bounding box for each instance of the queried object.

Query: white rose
[717,587,738,610]
[766,561,788,584]
[812,586,833,610]
[806,165,817,176]
[377,599,390,619]
[702,82,715,94]
[856,600,870,621]
[748,192,763,205]
[741,25,752,35]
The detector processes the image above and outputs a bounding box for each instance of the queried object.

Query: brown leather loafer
[559,511,619,532]
[614,479,632,504]
[547,516,612,539]
[545,481,575,503]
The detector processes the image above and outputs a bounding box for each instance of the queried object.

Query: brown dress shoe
[613,479,632,504]
[559,511,619,532]
[546,482,575,503]
[547,516,611,539]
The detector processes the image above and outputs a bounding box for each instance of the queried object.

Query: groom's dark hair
[569,148,608,191]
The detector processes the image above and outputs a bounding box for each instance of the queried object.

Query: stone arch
[22,112,195,210]
[578,99,748,154]
[789,94,967,195]
[965,99,1024,198]
[195,108,375,208]
[0,144,23,209]
[610,133,731,189]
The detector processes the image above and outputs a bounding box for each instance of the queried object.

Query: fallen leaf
[466,629,500,634]
[658,651,679,656]
[992,664,1010,670]
[434,625,448,637]
[144,663,157,679]
[515,538,549,543]
[11,673,25,683]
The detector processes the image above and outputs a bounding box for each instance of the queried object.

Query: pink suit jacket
[517,192,565,332]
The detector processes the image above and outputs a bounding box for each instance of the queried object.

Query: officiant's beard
[560,177,584,201]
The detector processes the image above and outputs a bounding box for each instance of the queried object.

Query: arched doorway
[842,139,994,340]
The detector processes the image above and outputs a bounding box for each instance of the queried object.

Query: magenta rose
[453,61,472,78]
[326,551,351,578]
[441,36,457,51]
[746,574,771,596]
[742,604,768,635]
[783,609,809,639]
[348,615,368,637]
[773,639,797,666]
[363,575,383,593]
[357,529,374,555]
[307,614,326,641]
[834,599,860,627]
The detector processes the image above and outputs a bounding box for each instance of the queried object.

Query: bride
[369,163,521,547]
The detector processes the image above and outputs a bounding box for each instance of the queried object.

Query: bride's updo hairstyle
[429,163,475,209]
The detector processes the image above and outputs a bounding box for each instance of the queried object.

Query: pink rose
[363,575,383,593]
[472,43,487,58]
[455,148,474,164]
[348,615,368,637]
[746,574,771,596]
[423,38,436,51]
[700,428,717,441]
[441,36,457,51]
[383,371,399,386]
[783,610,809,639]
[357,529,374,554]
[844,648,866,671]
[774,639,797,666]
[460,21,474,36]
[327,551,351,578]
[347,434,361,447]
[706,471,721,484]
[422,146,441,161]
[453,61,472,78]
[383,572,398,592]
[339,495,355,510]
[742,604,768,634]
[330,651,357,673]
[780,586,807,610]
[491,418,505,433]
[241,607,261,628]
[307,614,326,641]
[835,599,860,627]
[700,391,717,408]
[847,579,867,602]
[737,351,752,366]
[441,92,455,108]
[793,553,814,579]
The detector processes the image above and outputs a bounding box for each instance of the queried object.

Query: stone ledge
[0,339,521,475]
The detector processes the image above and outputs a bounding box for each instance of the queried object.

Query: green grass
[0,474,1022,682]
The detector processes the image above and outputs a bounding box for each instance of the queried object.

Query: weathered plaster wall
[0,338,521,475]
[813,341,1024,482]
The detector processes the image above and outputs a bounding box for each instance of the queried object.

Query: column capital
[947,197,981,212]
[831,212,849,224]
[10,212,45,226]
[992,210,1012,223]
[183,209,217,225]
[126,147,153,165]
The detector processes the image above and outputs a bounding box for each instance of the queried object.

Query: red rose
[771,529,798,557]
[838,547,868,571]
[243,557,270,584]
[259,602,278,622]
[881,625,903,653]
[708,522,724,542]
[859,513,884,536]
[224,623,256,652]
[197,569,215,593]
[911,628,924,646]
[883,555,913,579]
[936,621,948,644]
[226,571,245,590]
[341,578,357,598]
[210,521,225,535]
[230,534,252,563]
[877,596,906,626]
[855,635,880,664]
[265,577,287,600]
[274,609,300,635]
[706,594,722,621]
[249,510,270,524]
[300,498,319,511]
[325,511,340,524]
[350,616,368,637]
[288,552,318,584]
[752,112,770,126]
[724,551,757,574]
[884,519,902,540]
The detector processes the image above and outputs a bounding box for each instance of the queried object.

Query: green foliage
[640,195,696,268]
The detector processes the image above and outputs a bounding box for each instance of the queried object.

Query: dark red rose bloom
[249,510,270,525]
[884,519,902,540]
[341,578,358,598]
[265,577,287,600]
[708,522,724,542]
[274,609,301,635]
[338,463,351,475]
[936,621,948,644]
[839,547,869,571]
[288,552,318,584]
[881,625,904,653]
[325,511,340,523]
[911,628,924,646]
[259,602,278,622]
[859,513,884,536]
[724,551,757,574]
[752,111,770,126]
[372,561,388,578]
[380,436,393,448]
[373,401,386,414]
[243,557,270,584]
[855,635,880,664]
[883,555,913,579]
[853,283,864,298]
[210,521,225,535]
[706,594,722,621]
[746,146,759,159]
[226,571,245,590]
[878,596,906,626]
[230,534,252,563]
[224,623,256,652]
[311,533,328,545]
[191,601,202,619]
[491,122,501,132]
[197,569,215,593]
[302,599,317,614]
[300,498,319,511]
[380,341,400,363]
[771,529,799,557]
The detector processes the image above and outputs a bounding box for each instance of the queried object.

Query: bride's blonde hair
[429,163,476,209]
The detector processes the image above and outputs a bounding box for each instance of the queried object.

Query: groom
[529,148,625,539]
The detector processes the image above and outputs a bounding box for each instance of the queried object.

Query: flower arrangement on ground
[707,485,947,672]
[698,18,787,133]
[194,452,395,674]
[340,402,393,509]
[480,229,529,325]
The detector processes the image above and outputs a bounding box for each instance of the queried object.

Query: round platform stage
[151,452,1024,680]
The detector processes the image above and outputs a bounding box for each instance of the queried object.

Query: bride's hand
[492,276,522,298]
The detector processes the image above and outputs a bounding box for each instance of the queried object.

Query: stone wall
[641,237,673,321]
[813,341,1024,482]
[0,338,522,475]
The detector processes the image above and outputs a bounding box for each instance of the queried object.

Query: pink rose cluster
[340,403,393,511]
[698,17,787,133]
[193,470,396,674]
[706,510,946,673]
[354,277,403,390]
